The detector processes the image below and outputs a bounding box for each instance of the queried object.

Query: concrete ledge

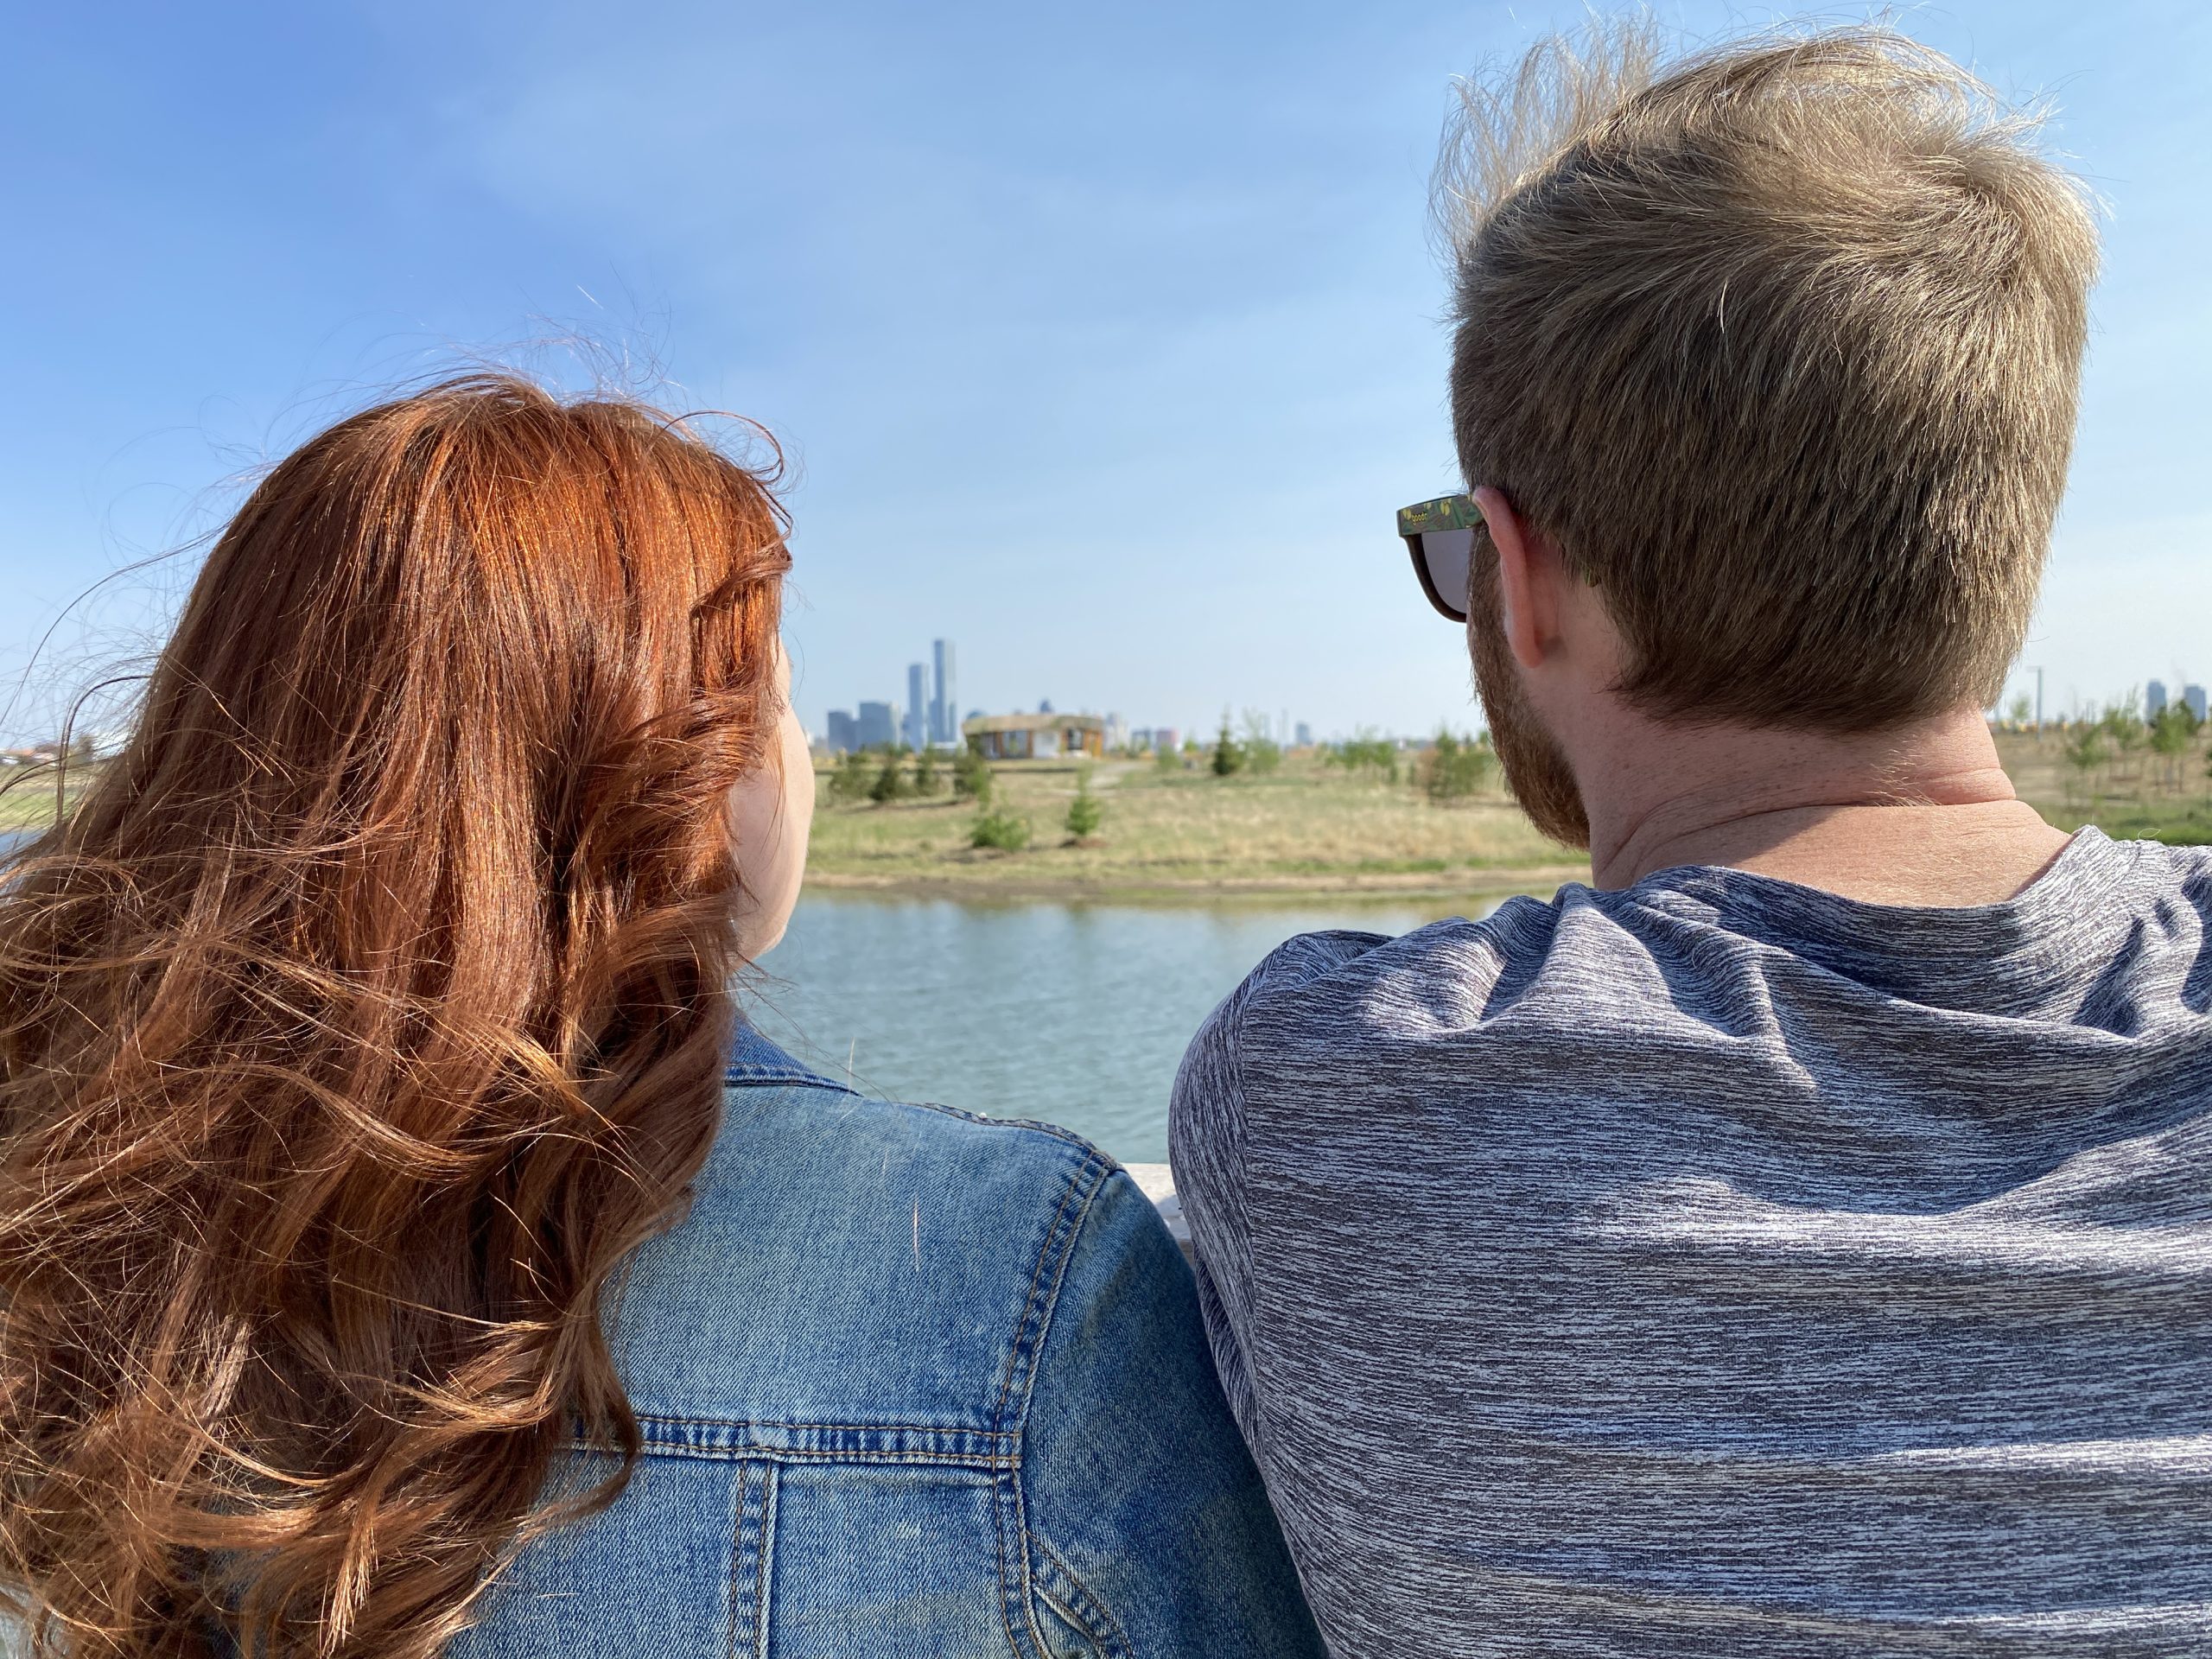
[1124,1162,1191,1257]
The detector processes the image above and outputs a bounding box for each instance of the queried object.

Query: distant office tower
[826,709,858,752]
[2148,681,2169,719]
[930,639,957,745]
[2189,685,2209,723]
[1106,713,1128,751]
[1295,721,1313,747]
[857,701,896,749]
[905,664,928,748]
[1154,727,1180,754]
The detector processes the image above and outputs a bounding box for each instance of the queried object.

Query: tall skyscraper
[931,639,957,745]
[826,709,858,752]
[2188,685,2209,724]
[904,664,928,749]
[856,702,896,749]
[2148,680,2169,719]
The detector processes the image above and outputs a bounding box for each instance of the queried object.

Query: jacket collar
[724,1020,836,1087]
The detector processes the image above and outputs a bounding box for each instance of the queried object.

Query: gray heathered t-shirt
[1170,829,2212,1658]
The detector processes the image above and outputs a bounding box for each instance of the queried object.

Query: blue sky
[3,1,2206,745]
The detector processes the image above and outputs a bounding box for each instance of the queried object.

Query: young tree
[2100,696,2146,795]
[1327,730,1399,785]
[969,807,1032,850]
[2063,724,2106,804]
[1238,709,1281,775]
[827,748,874,804]
[869,747,910,804]
[952,745,994,804]
[2149,706,2193,796]
[912,746,941,796]
[1419,728,1494,804]
[1065,768,1104,840]
[1211,715,1244,778]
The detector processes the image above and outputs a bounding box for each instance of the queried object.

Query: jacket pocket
[745,1459,1021,1658]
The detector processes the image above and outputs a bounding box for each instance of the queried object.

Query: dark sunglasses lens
[1417,526,1475,620]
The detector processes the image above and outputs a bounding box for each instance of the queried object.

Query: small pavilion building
[963,712,1107,760]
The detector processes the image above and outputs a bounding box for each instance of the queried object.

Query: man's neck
[1580,705,2072,906]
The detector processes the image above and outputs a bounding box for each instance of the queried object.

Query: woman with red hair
[0,377,1319,1659]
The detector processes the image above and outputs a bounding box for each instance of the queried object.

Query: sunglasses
[1395,493,1484,623]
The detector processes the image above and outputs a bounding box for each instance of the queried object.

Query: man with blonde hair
[1173,23,2211,1657]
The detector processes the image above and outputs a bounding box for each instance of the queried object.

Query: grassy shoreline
[804,861,1594,905]
[804,730,2212,902]
[13,730,2212,906]
[804,754,1589,902]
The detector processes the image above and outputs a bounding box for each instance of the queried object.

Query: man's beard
[1466,543,1591,850]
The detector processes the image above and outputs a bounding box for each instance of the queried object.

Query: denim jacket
[454,1027,1323,1658]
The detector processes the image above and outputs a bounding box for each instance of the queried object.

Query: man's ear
[1473,486,1550,672]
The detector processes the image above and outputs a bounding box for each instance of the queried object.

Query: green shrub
[869,750,910,804]
[2147,707,2194,794]
[1238,710,1281,774]
[1419,728,1494,804]
[952,745,994,803]
[912,747,942,795]
[1211,717,1243,777]
[2065,725,2107,772]
[1327,731,1399,785]
[1065,771,1104,839]
[2099,697,2145,773]
[969,808,1032,851]
[826,748,875,804]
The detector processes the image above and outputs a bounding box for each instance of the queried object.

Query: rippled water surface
[747,893,1493,1162]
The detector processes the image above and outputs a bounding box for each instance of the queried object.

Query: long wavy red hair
[0,375,791,1656]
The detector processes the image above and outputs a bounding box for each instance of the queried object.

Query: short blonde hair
[1440,23,2098,729]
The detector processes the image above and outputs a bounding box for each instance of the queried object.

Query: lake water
[749,892,1491,1161]
[0,830,1490,1162]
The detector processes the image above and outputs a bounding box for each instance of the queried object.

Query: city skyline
[817,638,1331,753]
[824,637,972,752]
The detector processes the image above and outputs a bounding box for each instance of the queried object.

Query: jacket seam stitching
[752,1468,779,1659]
[1034,1586,1097,1654]
[721,1459,747,1659]
[580,1441,1015,1468]
[989,1154,1106,1433]
[721,1073,849,1093]
[1007,1160,1119,1658]
[628,1414,1016,1439]
[1037,1536,1133,1658]
[989,1156,1113,1657]
[749,1461,778,1659]
[904,1098,1123,1154]
[997,1468,1044,1659]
